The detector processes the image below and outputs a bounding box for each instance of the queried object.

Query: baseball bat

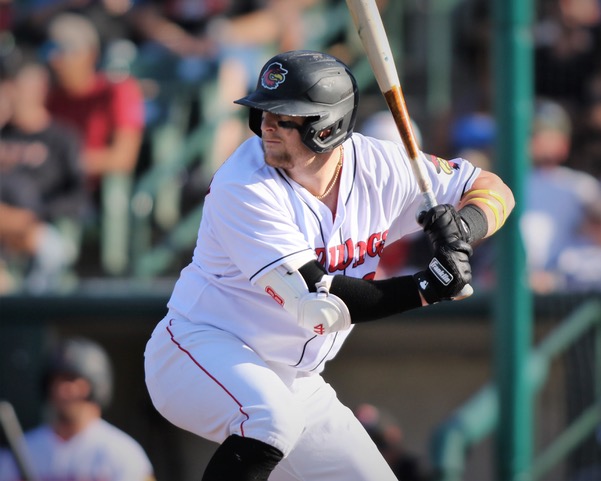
[345,0,473,299]
[0,400,39,481]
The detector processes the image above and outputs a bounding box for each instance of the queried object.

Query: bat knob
[415,203,428,225]
[452,284,474,301]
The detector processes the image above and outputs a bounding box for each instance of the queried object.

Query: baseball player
[0,337,155,481]
[144,50,514,481]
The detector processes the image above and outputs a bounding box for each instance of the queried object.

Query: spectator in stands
[0,1,14,35]
[522,98,601,293]
[0,336,155,481]
[450,112,495,171]
[10,0,135,51]
[556,196,601,291]
[126,0,314,170]
[572,70,601,179]
[45,12,145,198]
[447,112,498,288]
[534,0,601,111]
[0,53,86,294]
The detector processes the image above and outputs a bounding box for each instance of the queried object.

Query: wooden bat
[346,0,473,298]
[0,400,39,481]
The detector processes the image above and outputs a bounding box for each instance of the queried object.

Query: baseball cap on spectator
[451,113,496,152]
[47,13,100,55]
[533,98,572,136]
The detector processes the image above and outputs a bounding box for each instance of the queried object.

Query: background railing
[430,299,601,481]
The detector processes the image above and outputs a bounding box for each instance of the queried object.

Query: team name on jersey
[315,230,387,276]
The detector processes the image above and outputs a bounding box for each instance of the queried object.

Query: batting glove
[413,240,473,304]
[418,204,471,246]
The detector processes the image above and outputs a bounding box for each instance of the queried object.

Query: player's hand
[418,204,470,246]
[413,240,473,304]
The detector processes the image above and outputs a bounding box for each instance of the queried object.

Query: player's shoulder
[93,418,141,443]
[351,131,401,151]
[23,423,54,443]
[212,136,265,184]
[14,423,55,454]
[208,136,282,202]
[554,165,600,189]
[348,132,409,177]
[350,132,407,163]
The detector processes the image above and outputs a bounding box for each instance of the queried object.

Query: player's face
[260,112,315,169]
[48,373,94,420]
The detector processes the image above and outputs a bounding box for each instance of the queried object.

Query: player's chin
[263,145,290,168]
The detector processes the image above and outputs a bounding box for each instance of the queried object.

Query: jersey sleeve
[203,180,316,282]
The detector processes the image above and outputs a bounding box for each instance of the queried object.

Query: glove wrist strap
[413,271,441,305]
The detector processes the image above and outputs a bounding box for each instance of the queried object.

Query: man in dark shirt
[0,57,87,293]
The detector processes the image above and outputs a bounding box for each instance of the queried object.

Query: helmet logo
[261,62,288,90]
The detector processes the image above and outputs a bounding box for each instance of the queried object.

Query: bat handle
[453,283,474,300]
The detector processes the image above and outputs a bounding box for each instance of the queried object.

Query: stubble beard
[262,142,293,169]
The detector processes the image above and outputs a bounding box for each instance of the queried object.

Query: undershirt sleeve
[298,260,422,323]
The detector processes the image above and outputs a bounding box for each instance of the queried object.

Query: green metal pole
[426,0,464,116]
[492,0,534,480]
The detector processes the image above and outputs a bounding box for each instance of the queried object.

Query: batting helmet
[234,50,359,153]
[45,337,113,409]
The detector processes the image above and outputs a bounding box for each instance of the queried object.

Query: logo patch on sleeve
[428,154,459,175]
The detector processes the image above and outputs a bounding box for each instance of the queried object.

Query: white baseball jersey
[0,419,154,481]
[144,132,480,479]
[165,133,479,373]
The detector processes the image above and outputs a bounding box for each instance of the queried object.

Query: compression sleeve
[298,261,422,323]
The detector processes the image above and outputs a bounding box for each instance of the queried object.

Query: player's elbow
[497,180,515,216]
[474,170,516,214]
[506,186,516,216]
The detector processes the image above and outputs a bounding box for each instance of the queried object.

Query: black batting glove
[413,240,473,304]
[418,204,471,245]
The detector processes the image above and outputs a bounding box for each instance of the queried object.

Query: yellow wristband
[462,196,502,231]
[463,189,507,219]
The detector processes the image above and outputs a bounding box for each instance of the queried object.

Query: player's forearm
[458,170,515,240]
[298,260,425,323]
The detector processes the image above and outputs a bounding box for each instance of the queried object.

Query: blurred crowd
[0,0,326,292]
[0,0,600,295]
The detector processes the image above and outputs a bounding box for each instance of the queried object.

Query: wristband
[459,204,488,243]
[461,189,508,232]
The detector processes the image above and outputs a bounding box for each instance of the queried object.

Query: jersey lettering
[314,230,388,274]
[329,239,355,272]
